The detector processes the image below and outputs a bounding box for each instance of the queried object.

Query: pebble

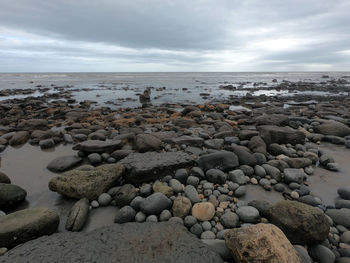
[140,192,172,215]
[114,206,136,223]
[190,223,203,237]
[91,200,99,208]
[186,176,200,187]
[146,215,158,222]
[135,211,146,222]
[184,215,197,227]
[291,191,300,199]
[159,209,172,221]
[201,231,216,239]
[184,185,201,203]
[192,202,215,221]
[220,211,239,228]
[97,193,112,206]
[174,168,188,184]
[169,217,184,224]
[88,153,102,165]
[236,206,260,223]
[139,184,152,196]
[169,179,183,193]
[234,186,246,197]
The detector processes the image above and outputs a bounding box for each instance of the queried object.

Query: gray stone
[98,193,112,206]
[184,185,201,204]
[201,231,216,239]
[236,206,260,223]
[186,176,200,187]
[114,206,136,223]
[171,136,204,147]
[338,188,350,200]
[335,200,350,209]
[254,165,266,177]
[135,134,162,152]
[0,208,59,248]
[284,168,307,184]
[114,184,137,207]
[47,155,82,173]
[130,196,144,210]
[159,210,172,221]
[294,245,312,263]
[314,120,350,137]
[146,215,158,222]
[309,244,336,263]
[248,200,272,219]
[231,145,257,166]
[0,172,10,184]
[202,239,233,262]
[206,169,227,184]
[220,212,239,228]
[262,164,281,181]
[189,167,205,179]
[234,186,246,197]
[184,215,197,227]
[228,169,247,185]
[169,179,183,193]
[168,217,184,225]
[139,184,152,197]
[65,198,89,231]
[0,183,27,209]
[88,153,102,165]
[8,131,29,146]
[135,211,146,222]
[39,139,55,149]
[119,151,194,183]
[140,192,172,215]
[204,139,224,149]
[259,125,306,145]
[326,209,350,228]
[72,140,123,153]
[197,151,239,172]
[174,168,188,184]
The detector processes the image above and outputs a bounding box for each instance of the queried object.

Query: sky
[0,0,349,72]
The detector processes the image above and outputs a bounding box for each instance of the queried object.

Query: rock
[88,153,102,164]
[309,244,336,263]
[72,140,123,153]
[197,151,239,172]
[153,182,173,197]
[228,169,247,185]
[1,222,223,263]
[135,211,146,222]
[49,164,125,200]
[234,186,246,197]
[0,172,11,184]
[135,134,162,152]
[262,164,281,181]
[189,167,205,179]
[204,139,224,149]
[201,239,233,262]
[201,231,216,239]
[98,193,112,206]
[184,185,201,203]
[0,183,27,209]
[110,149,134,161]
[172,196,192,218]
[39,139,55,149]
[160,210,172,221]
[341,231,350,244]
[248,136,267,155]
[114,184,136,207]
[327,162,340,171]
[8,131,29,146]
[65,198,89,231]
[270,200,330,244]
[256,114,289,126]
[140,192,172,215]
[259,125,306,145]
[47,156,82,173]
[231,145,257,166]
[171,136,204,147]
[0,208,59,248]
[338,188,350,200]
[294,245,312,263]
[17,119,48,131]
[220,212,239,228]
[248,200,272,219]
[169,179,183,193]
[224,223,301,263]
[314,120,350,137]
[284,168,307,184]
[326,209,350,228]
[114,206,136,223]
[206,169,227,184]
[186,176,199,187]
[236,206,260,223]
[174,168,188,184]
[192,202,215,221]
[254,165,266,177]
[283,158,312,169]
[119,151,194,183]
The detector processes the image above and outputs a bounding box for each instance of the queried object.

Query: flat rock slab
[72,140,123,153]
[0,222,223,263]
[119,151,195,183]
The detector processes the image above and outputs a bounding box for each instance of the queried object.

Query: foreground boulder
[8,131,29,146]
[258,125,306,145]
[119,152,194,183]
[0,222,223,263]
[197,151,239,172]
[224,223,301,263]
[269,200,330,244]
[0,208,59,248]
[49,164,125,200]
[0,183,27,210]
[72,140,123,153]
[47,155,82,172]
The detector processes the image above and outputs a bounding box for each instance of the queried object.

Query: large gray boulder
[0,183,27,210]
[314,120,350,137]
[0,208,59,248]
[47,155,83,172]
[197,151,239,172]
[259,125,306,145]
[119,151,194,183]
[49,164,125,200]
[326,208,350,228]
[0,222,223,263]
[72,140,123,153]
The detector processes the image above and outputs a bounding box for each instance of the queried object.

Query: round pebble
[97,193,112,206]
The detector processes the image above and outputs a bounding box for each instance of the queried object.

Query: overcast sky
[0,0,349,72]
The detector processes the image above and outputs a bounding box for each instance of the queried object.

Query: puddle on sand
[308,143,350,206]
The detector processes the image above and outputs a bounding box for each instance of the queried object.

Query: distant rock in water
[139,87,151,107]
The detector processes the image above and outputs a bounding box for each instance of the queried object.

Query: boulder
[231,145,257,166]
[119,151,194,183]
[47,155,82,172]
[326,208,350,228]
[270,200,330,244]
[0,208,59,248]
[17,119,48,131]
[8,131,29,146]
[65,198,89,231]
[248,136,267,155]
[1,222,223,263]
[314,121,350,137]
[72,140,123,153]
[259,125,306,145]
[197,151,239,172]
[224,223,301,263]
[256,114,289,126]
[49,164,125,200]
[0,183,27,210]
[135,134,162,152]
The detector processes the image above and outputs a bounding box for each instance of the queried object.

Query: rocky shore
[1,77,350,262]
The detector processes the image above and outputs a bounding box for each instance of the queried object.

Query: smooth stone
[186,176,199,187]
[184,215,197,227]
[220,212,239,228]
[254,165,266,177]
[283,168,306,184]
[88,153,102,165]
[206,169,227,184]
[234,186,246,197]
[294,245,312,263]
[228,169,247,185]
[338,188,350,200]
[72,139,123,153]
[169,179,183,193]
[130,196,144,210]
[139,184,152,197]
[309,244,336,263]
[135,211,146,222]
[192,202,215,221]
[47,156,82,173]
[146,215,158,222]
[135,134,162,153]
[236,206,260,223]
[39,139,55,149]
[65,198,89,231]
[114,206,136,223]
[201,239,233,262]
[326,209,350,228]
[140,192,172,215]
[0,172,10,184]
[174,168,188,184]
[201,231,216,239]
[152,182,173,197]
[159,210,172,221]
[0,183,27,210]
[184,185,201,204]
[197,151,239,172]
[248,200,272,219]
[189,167,205,179]
[97,193,112,206]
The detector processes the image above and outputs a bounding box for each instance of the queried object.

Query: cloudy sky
[0,0,349,72]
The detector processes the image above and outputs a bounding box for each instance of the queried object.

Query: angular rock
[119,151,194,183]
[270,200,330,244]
[1,222,223,263]
[224,223,301,263]
[47,155,82,173]
[259,125,306,145]
[0,183,27,210]
[114,184,136,207]
[65,198,89,231]
[197,151,239,172]
[0,208,59,248]
[49,164,125,200]
[72,140,123,153]
[172,196,192,218]
[284,168,307,184]
[135,134,162,152]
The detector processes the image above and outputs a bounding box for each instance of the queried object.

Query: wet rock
[119,151,194,183]
[192,202,215,221]
[49,164,125,200]
[17,119,48,131]
[236,206,260,223]
[259,125,306,145]
[220,212,239,228]
[224,223,301,263]
[47,155,82,173]
[206,169,227,184]
[39,138,55,149]
[0,172,11,184]
[0,208,59,248]
[114,184,136,207]
[114,206,136,224]
[8,131,29,146]
[153,182,173,197]
[248,136,267,155]
[338,188,350,200]
[65,198,89,231]
[314,120,350,137]
[284,168,307,184]
[270,200,330,244]
[72,140,123,153]
[135,133,162,152]
[1,222,223,263]
[172,196,192,218]
[326,208,350,228]
[197,151,239,172]
[309,244,336,263]
[0,183,27,209]
[140,192,172,215]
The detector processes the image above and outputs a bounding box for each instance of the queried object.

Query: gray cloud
[0,0,349,71]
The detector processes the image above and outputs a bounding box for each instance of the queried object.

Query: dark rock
[114,184,136,207]
[259,125,306,145]
[283,168,307,184]
[197,151,239,172]
[140,192,172,215]
[326,208,350,228]
[135,134,162,152]
[309,244,336,263]
[65,198,89,231]
[248,136,267,155]
[206,169,227,184]
[256,114,289,126]
[231,145,257,166]
[248,199,272,219]
[72,140,123,153]
[0,183,27,210]
[47,155,82,172]
[314,120,350,137]
[338,188,350,200]
[114,206,136,223]
[8,131,29,146]
[0,172,11,184]
[17,119,48,131]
